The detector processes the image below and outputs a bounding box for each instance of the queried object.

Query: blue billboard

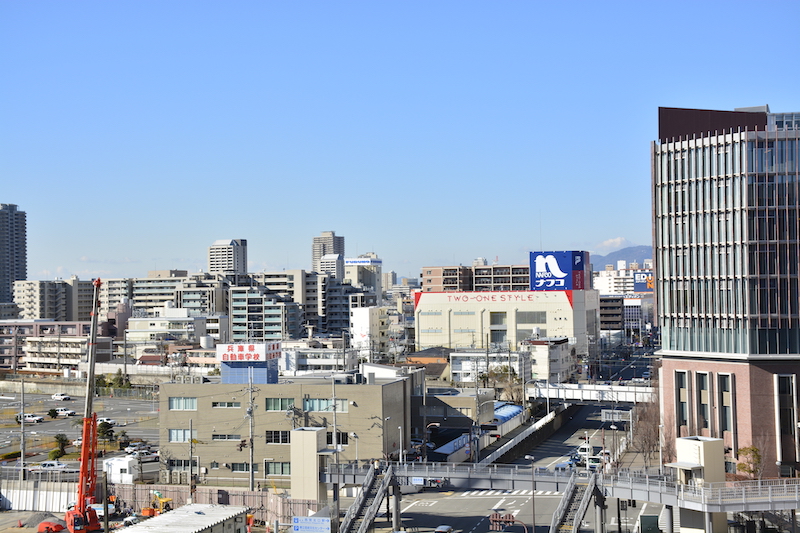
[529,251,588,291]
[633,271,654,293]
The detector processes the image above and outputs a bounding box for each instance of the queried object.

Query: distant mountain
[590,245,653,271]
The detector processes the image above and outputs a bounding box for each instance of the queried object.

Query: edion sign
[216,343,281,363]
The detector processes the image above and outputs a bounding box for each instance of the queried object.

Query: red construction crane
[65,278,103,533]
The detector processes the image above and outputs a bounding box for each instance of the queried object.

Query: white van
[576,443,596,457]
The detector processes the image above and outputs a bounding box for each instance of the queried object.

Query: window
[303,398,348,412]
[212,401,241,408]
[327,431,349,446]
[231,463,257,472]
[212,434,241,441]
[517,311,546,324]
[167,459,196,469]
[168,397,197,410]
[169,429,197,443]
[264,461,291,475]
[210,461,219,469]
[266,398,294,411]
[265,431,290,444]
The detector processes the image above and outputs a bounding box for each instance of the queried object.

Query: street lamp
[524,454,536,533]
[350,432,359,466]
[658,424,664,476]
[609,425,618,466]
[398,426,403,464]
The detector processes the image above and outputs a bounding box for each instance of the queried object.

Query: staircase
[346,472,383,533]
[557,482,588,532]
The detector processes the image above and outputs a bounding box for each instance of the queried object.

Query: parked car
[52,393,71,401]
[434,526,454,533]
[97,417,116,426]
[56,407,76,417]
[29,461,72,471]
[72,438,82,447]
[124,442,150,454]
[127,450,158,462]
[22,414,43,423]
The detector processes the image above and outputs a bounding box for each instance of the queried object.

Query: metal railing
[549,472,576,533]
[340,465,376,533]
[480,410,557,465]
[571,474,597,533]
[356,465,394,533]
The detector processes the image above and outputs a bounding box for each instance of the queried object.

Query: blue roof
[492,403,523,424]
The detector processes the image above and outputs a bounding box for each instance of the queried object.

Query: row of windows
[169,397,350,413]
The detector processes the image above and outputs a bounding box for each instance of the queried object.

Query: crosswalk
[460,489,561,497]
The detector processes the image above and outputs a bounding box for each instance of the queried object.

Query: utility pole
[19,379,25,481]
[247,368,257,492]
[188,419,194,503]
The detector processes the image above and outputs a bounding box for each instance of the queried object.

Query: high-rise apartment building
[653,106,800,477]
[208,239,248,275]
[0,204,26,303]
[14,275,95,321]
[311,231,344,273]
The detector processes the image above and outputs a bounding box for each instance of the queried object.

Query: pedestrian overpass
[527,382,655,404]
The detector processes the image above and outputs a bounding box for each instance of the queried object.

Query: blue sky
[3,1,799,281]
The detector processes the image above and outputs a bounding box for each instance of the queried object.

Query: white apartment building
[520,337,575,383]
[208,239,248,275]
[449,350,532,386]
[14,276,95,321]
[344,253,383,302]
[350,306,390,361]
[591,260,654,296]
[318,253,343,280]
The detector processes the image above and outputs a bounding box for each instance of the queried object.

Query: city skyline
[3,2,799,281]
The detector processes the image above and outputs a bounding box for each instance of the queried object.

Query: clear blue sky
[3,1,799,281]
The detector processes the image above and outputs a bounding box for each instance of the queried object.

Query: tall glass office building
[653,106,800,477]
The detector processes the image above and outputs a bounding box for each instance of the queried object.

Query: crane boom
[66,278,103,533]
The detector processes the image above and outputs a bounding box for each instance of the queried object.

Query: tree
[48,409,59,419]
[633,400,661,468]
[111,368,130,388]
[737,446,764,480]
[54,434,69,455]
[98,422,115,442]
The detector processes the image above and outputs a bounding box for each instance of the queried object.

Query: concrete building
[449,350,532,387]
[0,204,26,304]
[158,368,422,484]
[0,320,101,371]
[13,276,95,321]
[208,239,248,275]
[653,105,800,477]
[228,285,302,342]
[312,231,344,274]
[344,253,383,302]
[350,306,391,362]
[414,287,599,361]
[318,254,343,280]
[126,303,207,346]
[520,336,574,383]
[23,328,113,373]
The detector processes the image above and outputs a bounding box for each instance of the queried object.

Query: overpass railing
[340,463,376,533]
[549,472,576,533]
[479,410,557,465]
